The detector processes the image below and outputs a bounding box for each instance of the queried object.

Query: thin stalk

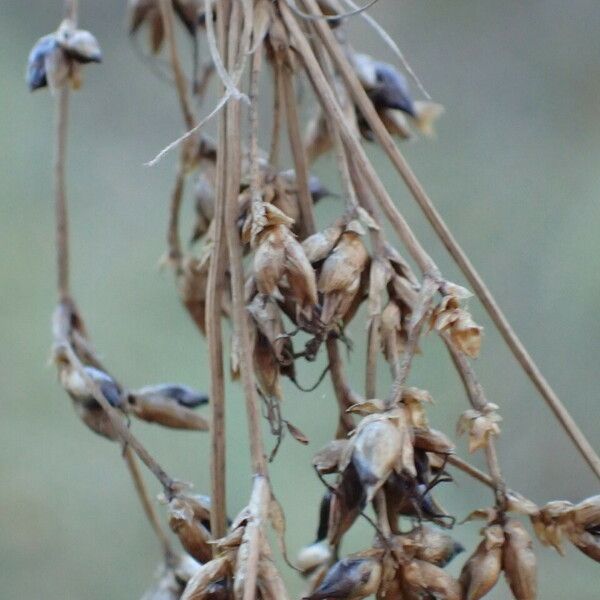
[248,47,263,213]
[269,63,283,168]
[123,446,177,564]
[223,5,267,479]
[447,455,494,490]
[326,338,359,437]
[307,24,358,214]
[281,65,316,238]
[445,337,505,499]
[158,0,196,130]
[302,0,600,481]
[167,161,185,273]
[384,275,438,407]
[65,0,78,21]
[54,86,70,301]
[206,0,230,541]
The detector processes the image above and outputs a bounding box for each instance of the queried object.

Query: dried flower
[27,19,101,92]
[342,409,415,502]
[431,294,483,358]
[566,495,600,562]
[530,500,574,554]
[53,345,124,439]
[457,403,502,453]
[252,204,317,320]
[318,220,369,329]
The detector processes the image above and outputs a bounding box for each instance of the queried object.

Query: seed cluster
[27,1,600,599]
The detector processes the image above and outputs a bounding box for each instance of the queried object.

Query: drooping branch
[301,0,600,482]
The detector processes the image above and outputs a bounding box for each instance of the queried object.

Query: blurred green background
[2,1,600,597]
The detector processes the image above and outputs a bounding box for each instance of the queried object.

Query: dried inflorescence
[27,18,102,91]
[28,1,600,599]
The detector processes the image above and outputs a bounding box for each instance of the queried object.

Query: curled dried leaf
[286,420,309,445]
[530,501,574,554]
[168,496,213,563]
[402,387,433,429]
[431,294,483,358]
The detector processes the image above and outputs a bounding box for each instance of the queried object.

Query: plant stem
[223,5,267,478]
[54,86,70,301]
[158,0,196,130]
[123,446,177,564]
[445,337,506,499]
[206,0,230,541]
[281,65,316,238]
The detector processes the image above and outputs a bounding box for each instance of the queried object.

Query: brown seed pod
[252,205,317,320]
[345,410,414,502]
[401,559,462,600]
[566,495,600,562]
[304,549,384,600]
[318,220,369,329]
[180,556,231,600]
[413,427,455,455]
[503,520,537,600]
[459,524,504,600]
[168,496,213,563]
[302,222,345,264]
[128,394,209,431]
[53,346,124,440]
[406,525,464,567]
[530,500,574,554]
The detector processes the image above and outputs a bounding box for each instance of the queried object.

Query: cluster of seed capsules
[27,2,600,599]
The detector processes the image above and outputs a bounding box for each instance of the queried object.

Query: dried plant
[28,0,600,598]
